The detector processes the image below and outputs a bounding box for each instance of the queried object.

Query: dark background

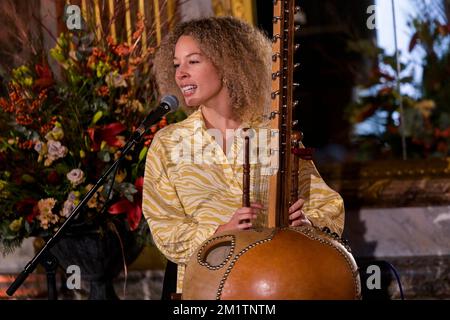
[256,0,375,163]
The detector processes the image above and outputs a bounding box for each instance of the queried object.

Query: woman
[142,17,344,296]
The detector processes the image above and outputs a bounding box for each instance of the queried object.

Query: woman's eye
[189,60,199,64]
[173,64,180,69]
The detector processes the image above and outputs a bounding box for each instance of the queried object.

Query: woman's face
[174,35,226,107]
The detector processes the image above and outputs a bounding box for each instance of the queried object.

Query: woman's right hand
[215,203,263,234]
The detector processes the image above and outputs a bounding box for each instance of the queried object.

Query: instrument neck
[268,0,297,228]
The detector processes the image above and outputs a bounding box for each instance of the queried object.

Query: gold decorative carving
[231,0,245,19]
[319,158,450,207]
[211,0,254,24]
[211,0,230,17]
[79,0,175,46]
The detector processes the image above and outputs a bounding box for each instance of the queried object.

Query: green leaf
[21,174,35,183]
[138,146,148,162]
[91,111,103,125]
[55,162,70,175]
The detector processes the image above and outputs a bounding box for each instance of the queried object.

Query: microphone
[133,95,179,140]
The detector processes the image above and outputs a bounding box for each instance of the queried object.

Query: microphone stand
[7,130,146,299]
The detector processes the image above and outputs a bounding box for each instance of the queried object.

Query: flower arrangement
[0,12,185,254]
[346,12,450,160]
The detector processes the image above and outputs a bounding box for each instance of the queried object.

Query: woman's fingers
[223,203,263,231]
[290,217,312,227]
[250,203,263,209]
[289,198,305,214]
[236,204,263,216]
[236,207,256,215]
[238,212,257,222]
[288,198,310,227]
[289,209,312,227]
[238,221,253,230]
[289,209,304,221]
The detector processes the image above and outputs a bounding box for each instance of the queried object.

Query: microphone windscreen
[161,95,179,112]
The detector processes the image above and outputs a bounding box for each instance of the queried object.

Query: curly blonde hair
[154,16,272,123]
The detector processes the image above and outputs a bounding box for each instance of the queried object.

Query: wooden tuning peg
[271,90,280,99]
[272,71,281,80]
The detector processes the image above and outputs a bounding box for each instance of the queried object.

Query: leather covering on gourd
[182,226,361,300]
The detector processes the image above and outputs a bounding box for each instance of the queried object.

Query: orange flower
[18,140,34,150]
[96,85,110,97]
[114,44,131,57]
[159,117,167,128]
[0,97,12,113]
[40,123,54,135]
[144,134,154,147]
[16,114,33,126]
[132,13,145,42]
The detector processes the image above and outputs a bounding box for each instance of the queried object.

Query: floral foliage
[347,14,450,160]
[0,13,185,254]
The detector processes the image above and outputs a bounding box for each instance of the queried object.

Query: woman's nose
[176,65,189,80]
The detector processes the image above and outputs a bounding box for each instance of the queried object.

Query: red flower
[14,198,38,223]
[46,170,60,185]
[87,122,127,151]
[108,177,143,231]
[33,64,54,91]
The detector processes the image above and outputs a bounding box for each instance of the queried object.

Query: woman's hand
[215,203,263,233]
[289,198,312,227]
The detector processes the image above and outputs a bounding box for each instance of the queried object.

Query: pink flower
[66,169,85,187]
[47,140,68,159]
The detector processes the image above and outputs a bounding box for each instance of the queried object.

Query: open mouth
[181,85,197,96]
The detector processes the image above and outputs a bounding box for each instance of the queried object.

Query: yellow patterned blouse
[142,107,345,293]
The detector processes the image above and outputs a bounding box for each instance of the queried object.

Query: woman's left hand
[289,198,312,227]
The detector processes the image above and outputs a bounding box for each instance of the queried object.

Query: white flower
[66,169,85,187]
[47,140,68,160]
